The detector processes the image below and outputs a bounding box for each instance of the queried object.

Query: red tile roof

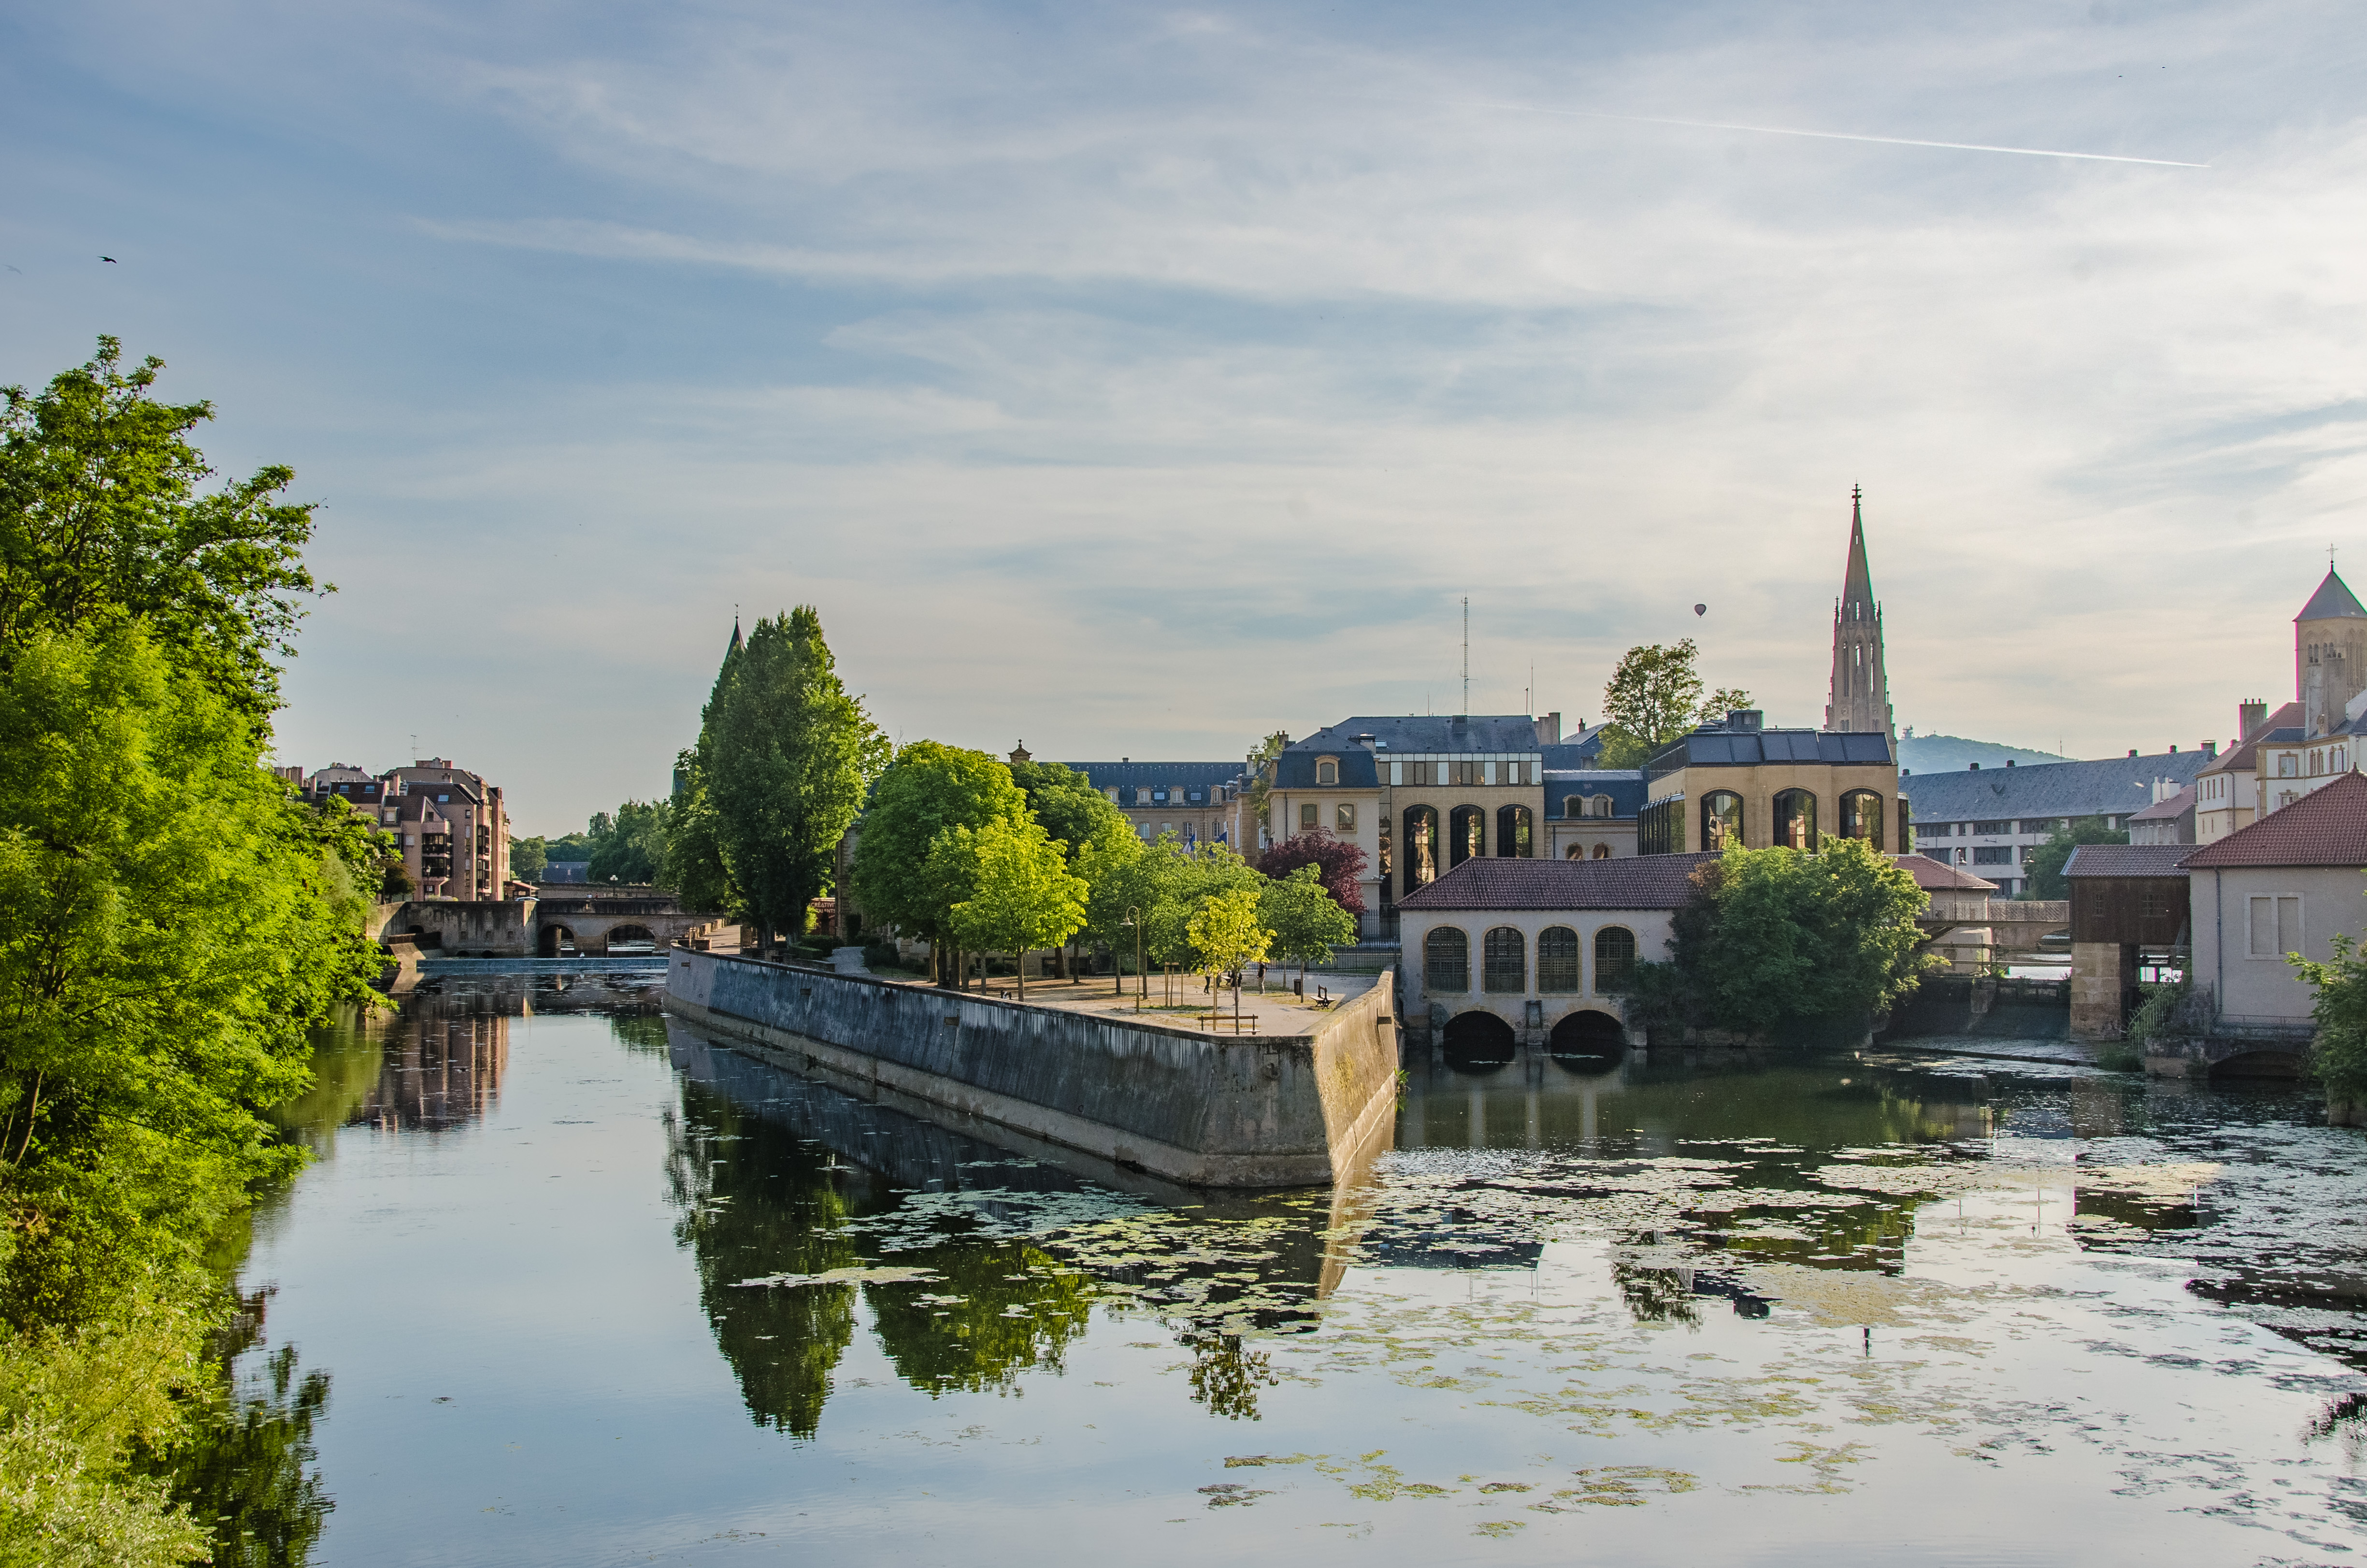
[1396,854,1721,910]
[2179,770,2367,867]
[2198,702,2302,777]
[2130,785,2195,822]
[1894,853,1997,892]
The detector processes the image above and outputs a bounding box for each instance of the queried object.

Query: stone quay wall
[663,948,1400,1188]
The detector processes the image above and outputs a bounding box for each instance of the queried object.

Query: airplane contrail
[1468,101,2209,168]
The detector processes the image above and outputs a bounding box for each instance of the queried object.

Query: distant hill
[1897,731,2074,774]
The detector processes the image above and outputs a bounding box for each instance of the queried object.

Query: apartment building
[299,758,514,900]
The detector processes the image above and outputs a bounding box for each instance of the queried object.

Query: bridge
[382,887,734,958]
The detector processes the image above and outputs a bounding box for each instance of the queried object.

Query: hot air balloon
[1693,603,1707,617]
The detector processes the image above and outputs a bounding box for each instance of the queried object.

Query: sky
[5,1,2364,835]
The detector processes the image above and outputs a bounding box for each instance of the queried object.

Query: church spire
[727,614,743,658]
[1825,487,1895,743]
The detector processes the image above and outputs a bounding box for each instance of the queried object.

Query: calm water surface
[213,974,2367,1566]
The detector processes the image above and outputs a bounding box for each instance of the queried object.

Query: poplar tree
[699,608,887,949]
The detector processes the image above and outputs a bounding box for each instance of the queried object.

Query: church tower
[2296,567,2367,735]
[1824,487,1894,742]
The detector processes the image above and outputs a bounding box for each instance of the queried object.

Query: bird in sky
[100,256,117,263]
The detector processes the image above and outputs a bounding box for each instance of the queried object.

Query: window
[2280,754,2298,777]
[1425,926,1470,991]
[1593,926,1636,993]
[1772,790,1818,850]
[1449,805,1485,866]
[1455,761,1479,787]
[1404,806,1439,892]
[1701,791,1743,849]
[1152,789,1170,803]
[1840,790,1884,844]
[1389,761,1406,786]
[1566,845,1585,859]
[2279,791,2298,809]
[1187,790,1205,803]
[2248,895,2302,958]
[1592,844,1612,859]
[2339,748,2351,772]
[1377,816,1392,878]
[1973,820,2010,835]
[1592,795,1613,818]
[2312,750,2325,775]
[1483,927,1525,993]
[1496,804,1533,857]
[1973,846,2014,864]
[1537,927,1581,992]
[2138,885,2175,920]
[1336,803,1357,833]
[1300,802,1319,829]
[1316,759,1338,785]
[437,792,450,803]
[1564,796,1586,819]
[1638,798,1684,856]
[1505,762,1524,785]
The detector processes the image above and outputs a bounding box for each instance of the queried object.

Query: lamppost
[1124,906,1144,1012]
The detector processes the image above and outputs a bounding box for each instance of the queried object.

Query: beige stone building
[1636,714,1904,855]
[302,758,512,900]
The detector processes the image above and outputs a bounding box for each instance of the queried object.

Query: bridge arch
[605,924,659,953]
[1441,1009,1517,1073]
[538,924,578,958]
[2207,1047,2307,1080]
[1549,1009,1627,1065]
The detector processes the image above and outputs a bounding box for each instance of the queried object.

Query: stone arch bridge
[387,887,732,958]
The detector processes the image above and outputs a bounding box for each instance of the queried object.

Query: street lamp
[1124,906,1144,1011]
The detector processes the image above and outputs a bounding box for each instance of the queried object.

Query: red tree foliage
[1256,829,1369,914]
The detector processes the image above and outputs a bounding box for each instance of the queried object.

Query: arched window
[1565,844,1585,859]
[1316,758,1338,784]
[1403,806,1438,894]
[1496,804,1533,857]
[1424,925,1469,992]
[1537,926,1581,992]
[1840,789,1884,844]
[1595,795,1614,818]
[1701,790,1743,849]
[1482,927,1526,993]
[1592,843,1611,859]
[1449,805,1485,867]
[1564,795,1587,819]
[1593,926,1636,993]
[1772,790,1818,850]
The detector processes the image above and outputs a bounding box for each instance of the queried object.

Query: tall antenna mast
[1461,596,1470,715]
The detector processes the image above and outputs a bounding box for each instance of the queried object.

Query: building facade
[1636,713,1901,856]
[299,758,513,900]
[1901,749,2210,898]
[1056,754,1245,848]
[2181,770,2367,1038]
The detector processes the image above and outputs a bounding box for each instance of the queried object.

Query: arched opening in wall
[1536,926,1580,993]
[607,924,658,955]
[1593,926,1636,994]
[539,925,577,958]
[1496,805,1533,858]
[2208,1049,2307,1080]
[1482,926,1526,993]
[1423,926,1469,993]
[1449,806,1485,867]
[1549,1009,1627,1065]
[1404,806,1439,896]
[1701,791,1743,850]
[1840,790,1884,844]
[1442,1009,1517,1072]
[1772,790,1819,850]
[1565,844,1585,859]
[1592,844,1612,859]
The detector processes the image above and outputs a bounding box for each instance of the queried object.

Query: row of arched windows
[1423,925,1636,995]
[1401,805,1535,892]
[1695,788,1887,851]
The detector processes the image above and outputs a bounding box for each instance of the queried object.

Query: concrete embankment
[663,949,1400,1187]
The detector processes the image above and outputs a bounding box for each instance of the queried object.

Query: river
[187,970,2367,1565]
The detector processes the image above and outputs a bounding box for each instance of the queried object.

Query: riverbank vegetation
[1617,838,1930,1042]
[0,340,379,1563]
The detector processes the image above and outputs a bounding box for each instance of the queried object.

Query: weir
[662,948,1401,1187]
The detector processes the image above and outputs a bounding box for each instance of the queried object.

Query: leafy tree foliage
[1081,837,1263,974]
[541,831,596,864]
[0,338,326,728]
[1007,760,1134,865]
[661,749,735,914]
[508,834,548,882]
[2290,934,2367,1103]
[941,818,1090,999]
[1258,864,1357,983]
[1593,641,1749,769]
[1255,828,1368,914]
[1188,887,1272,1021]
[698,608,887,946]
[1616,838,1929,1040]
[2021,816,2126,900]
[850,743,1030,971]
[587,799,670,885]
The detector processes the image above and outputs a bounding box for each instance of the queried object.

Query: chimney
[1728,709,1764,733]
[2005,758,2016,767]
[2168,742,2178,753]
[2128,748,2138,758]
[1538,711,1562,746]
[2238,699,2267,741]
[1969,762,1980,771]
[2203,739,2218,759]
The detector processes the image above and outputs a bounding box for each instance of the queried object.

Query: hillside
[1897,730,2074,774]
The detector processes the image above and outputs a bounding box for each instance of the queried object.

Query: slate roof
[1395,853,1719,911]
[1542,725,1610,768]
[1271,749,1380,789]
[1543,769,1647,820]
[1063,762,1241,791]
[2180,771,2367,867]
[2296,568,2367,622]
[1899,749,2209,825]
[2130,786,2197,823]
[1285,715,1552,756]
[1648,727,1892,770]
[2063,844,2195,878]
[1895,854,1997,892]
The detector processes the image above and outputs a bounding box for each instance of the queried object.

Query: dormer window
[1314,757,1339,785]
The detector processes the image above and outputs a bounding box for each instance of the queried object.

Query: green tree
[2290,933,2367,1107]
[1616,837,1929,1040]
[1008,760,1134,865]
[661,748,736,914]
[508,834,548,882]
[1258,864,1357,988]
[851,743,1030,982]
[2021,816,2125,900]
[1188,885,1273,1025]
[701,608,888,948]
[588,798,670,884]
[1246,729,1289,829]
[1594,641,1750,769]
[942,818,1090,1000]
[0,338,326,729]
